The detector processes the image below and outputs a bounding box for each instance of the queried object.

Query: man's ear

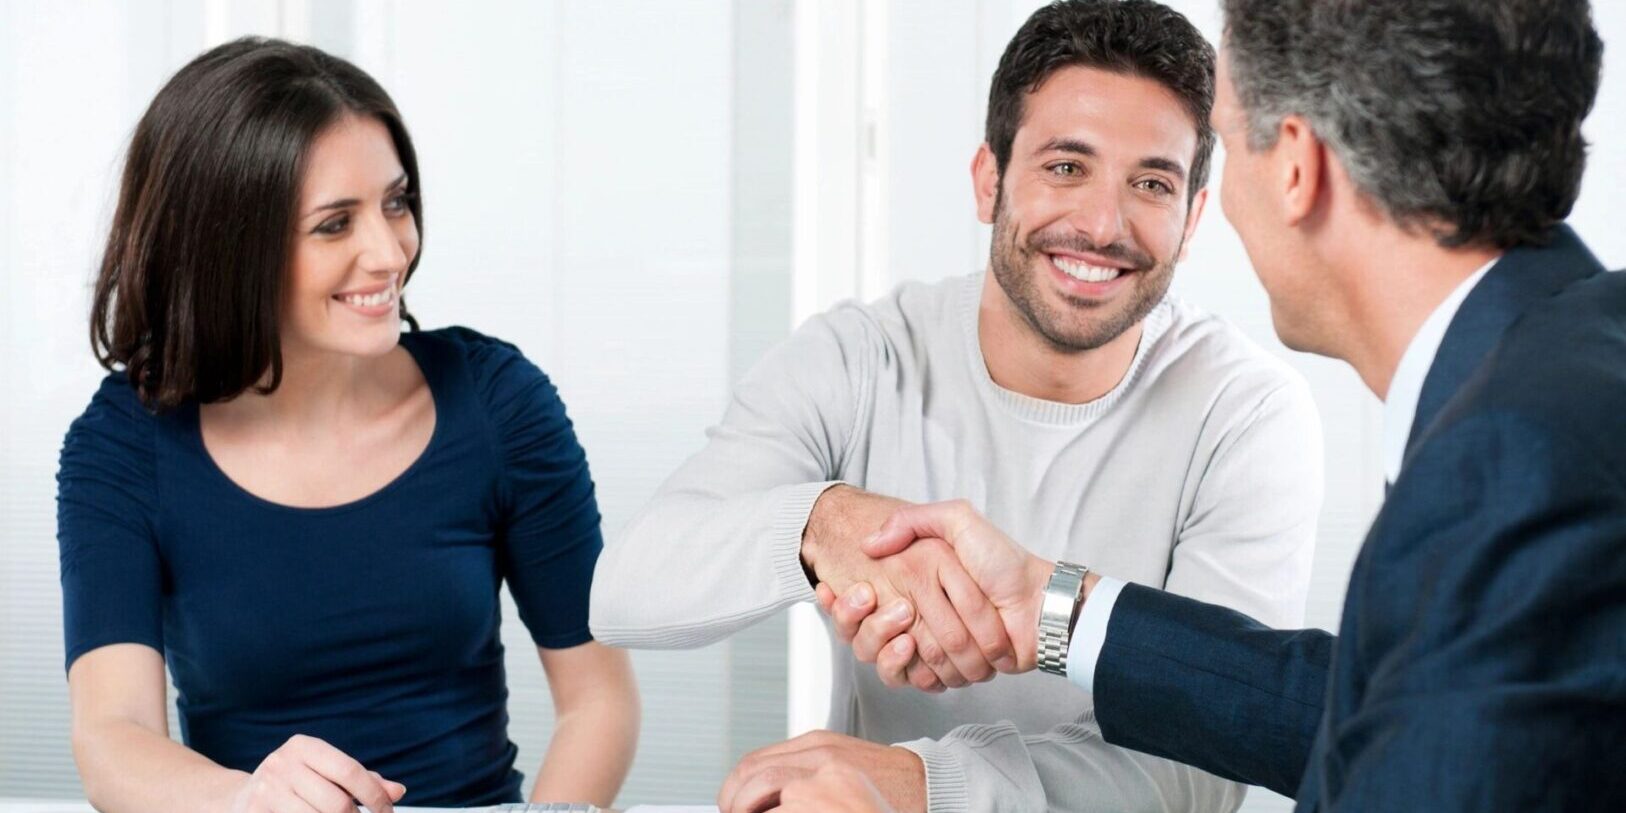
[1277,115,1325,227]
[972,143,1000,225]
[1178,186,1210,263]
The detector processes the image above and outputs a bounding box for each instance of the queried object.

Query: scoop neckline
[186,338,444,516]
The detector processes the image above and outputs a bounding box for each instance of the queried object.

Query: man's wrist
[800,484,854,580]
[1035,562,1090,676]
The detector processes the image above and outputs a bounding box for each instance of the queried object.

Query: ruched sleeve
[57,374,165,671]
[459,329,603,649]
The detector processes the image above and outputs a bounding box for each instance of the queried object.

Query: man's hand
[804,487,1015,690]
[717,731,922,813]
[773,763,898,813]
[825,500,1080,687]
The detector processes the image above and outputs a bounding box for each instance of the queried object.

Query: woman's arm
[70,644,406,813]
[529,641,640,806]
[71,644,246,813]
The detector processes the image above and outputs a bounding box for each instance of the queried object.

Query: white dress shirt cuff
[1064,575,1128,692]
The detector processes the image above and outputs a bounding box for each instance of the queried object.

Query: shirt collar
[1382,257,1500,484]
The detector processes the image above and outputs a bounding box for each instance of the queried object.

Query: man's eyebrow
[1138,156,1187,182]
[306,173,410,216]
[1034,137,1097,158]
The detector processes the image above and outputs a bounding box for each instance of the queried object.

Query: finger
[729,765,810,813]
[830,583,877,644]
[876,634,916,688]
[287,766,357,813]
[267,793,323,813]
[719,735,817,811]
[291,737,395,813]
[865,500,971,558]
[368,773,407,803]
[814,583,837,615]
[911,583,989,685]
[721,742,831,813]
[939,562,1017,674]
[905,656,947,693]
[851,599,914,663]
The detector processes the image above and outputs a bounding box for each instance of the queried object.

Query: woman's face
[284,114,419,360]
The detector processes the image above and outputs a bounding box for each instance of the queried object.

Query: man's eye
[1137,178,1174,195]
[1050,162,1082,177]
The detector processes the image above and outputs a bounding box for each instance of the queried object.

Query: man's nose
[1063,189,1128,250]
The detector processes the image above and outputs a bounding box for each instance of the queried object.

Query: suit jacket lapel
[1404,225,1605,459]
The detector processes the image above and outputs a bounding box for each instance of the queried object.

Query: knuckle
[938,627,969,653]
[918,640,945,666]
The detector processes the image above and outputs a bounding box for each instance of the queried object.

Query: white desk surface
[0,801,713,813]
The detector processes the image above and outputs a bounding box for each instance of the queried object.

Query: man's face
[1212,50,1320,352]
[979,65,1205,353]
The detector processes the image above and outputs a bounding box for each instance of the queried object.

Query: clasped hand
[807,490,1054,692]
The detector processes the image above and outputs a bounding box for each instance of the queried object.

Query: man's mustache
[1026,230,1156,272]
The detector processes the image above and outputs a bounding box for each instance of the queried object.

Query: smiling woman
[59,38,637,813]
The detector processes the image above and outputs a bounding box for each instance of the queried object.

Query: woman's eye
[314,216,348,235]
[385,193,414,213]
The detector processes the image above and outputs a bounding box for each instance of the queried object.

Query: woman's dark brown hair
[91,37,424,411]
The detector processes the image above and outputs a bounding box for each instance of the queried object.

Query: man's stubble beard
[988,189,1182,354]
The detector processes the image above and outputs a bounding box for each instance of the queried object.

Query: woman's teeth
[338,289,396,307]
[1053,256,1123,283]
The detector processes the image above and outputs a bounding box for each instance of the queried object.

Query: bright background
[1,1,1621,810]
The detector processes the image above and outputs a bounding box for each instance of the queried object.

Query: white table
[0,801,712,813]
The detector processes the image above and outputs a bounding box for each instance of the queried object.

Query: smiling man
[591,2,1322,811]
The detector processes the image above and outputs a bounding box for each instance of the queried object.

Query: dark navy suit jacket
[1091,226,1626,811]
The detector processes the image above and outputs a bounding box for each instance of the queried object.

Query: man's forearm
[590,480,839,648]
[799,485,910,589]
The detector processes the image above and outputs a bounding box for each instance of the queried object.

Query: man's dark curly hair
[986,0,1216,204]
[1223,0,1603,249]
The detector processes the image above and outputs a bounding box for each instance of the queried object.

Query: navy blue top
[56,327,603,806]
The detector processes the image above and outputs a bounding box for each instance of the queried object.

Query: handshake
[800,485,1100,691]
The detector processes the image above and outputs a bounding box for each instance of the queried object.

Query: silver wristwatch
[1036,561,1090,676]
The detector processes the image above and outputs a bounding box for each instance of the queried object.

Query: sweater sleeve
[900,716,1246,813]
[1164,376,1323,628]
[463,330,605,649]
[57,375,165,671]
[589,306,880,648]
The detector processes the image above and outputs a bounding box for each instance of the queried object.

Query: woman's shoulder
[405,325,535,373]
[59,372,160,486]
[404,326,562,426]
[68,372,159,436]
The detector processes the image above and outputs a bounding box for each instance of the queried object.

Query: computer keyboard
[490,805,600,813]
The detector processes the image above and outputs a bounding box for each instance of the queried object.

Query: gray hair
[1222,0,1602,249]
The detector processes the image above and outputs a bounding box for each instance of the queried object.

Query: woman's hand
[228,735,405,813]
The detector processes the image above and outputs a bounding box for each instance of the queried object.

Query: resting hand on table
[230,734,406,813]
[770,763,897,813]
[816,500,1077,689]
[803,487,1016,690]
[718,731,917,813]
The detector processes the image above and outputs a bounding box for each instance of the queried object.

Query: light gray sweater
[591,273,1323,812]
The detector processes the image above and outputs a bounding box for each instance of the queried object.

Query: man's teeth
[1052,256,1123,283]
[339,289,395,307]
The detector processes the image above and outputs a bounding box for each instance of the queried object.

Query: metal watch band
[1036,561,1090,676]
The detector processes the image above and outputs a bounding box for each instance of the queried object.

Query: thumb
[863,501,964,558]
[371,773,407,801]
